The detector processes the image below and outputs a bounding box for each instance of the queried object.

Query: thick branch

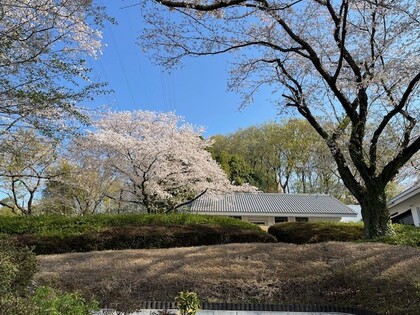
[381,135,420,183]
[170,188,208,212]
[370,71,420,167]
[156,0,246,11]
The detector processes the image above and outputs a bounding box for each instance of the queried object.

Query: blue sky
[88,0,280,136]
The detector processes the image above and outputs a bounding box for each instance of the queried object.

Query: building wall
[308,217,341,222]
[238,215,341,227]
[389,193,420,227]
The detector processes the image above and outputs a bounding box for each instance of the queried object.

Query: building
[341,205,362,223]
[189,193,357,227]
[388,185,420,226]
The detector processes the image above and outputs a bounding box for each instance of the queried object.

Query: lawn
[35,242,420,315]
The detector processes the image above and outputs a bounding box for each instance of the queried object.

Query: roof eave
[388,186,420,208]
[189,211,357,217]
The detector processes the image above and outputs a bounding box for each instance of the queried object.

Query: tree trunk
[358,186,394,239]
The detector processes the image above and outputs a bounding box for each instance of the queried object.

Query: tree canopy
[210,119,357,201]
[76,110,257,213]
[142,0,420,237]
[0,0,108,136]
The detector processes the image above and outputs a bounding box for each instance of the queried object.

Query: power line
[99,0,138,109]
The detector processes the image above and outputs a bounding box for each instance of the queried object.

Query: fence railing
[96,301,380,315]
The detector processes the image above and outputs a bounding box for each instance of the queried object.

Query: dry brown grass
[35,242,420,315]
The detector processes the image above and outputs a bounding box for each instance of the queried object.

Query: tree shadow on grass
[35,242,420,315]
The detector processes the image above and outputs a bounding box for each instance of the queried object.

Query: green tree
[142,0,420,238]
[210,120,348,197]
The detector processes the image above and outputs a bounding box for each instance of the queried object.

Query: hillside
[35,242,420,315]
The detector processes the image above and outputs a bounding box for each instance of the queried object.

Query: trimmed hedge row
[0,213,262,236]
[268,222,364,244]
[10,224,277,255]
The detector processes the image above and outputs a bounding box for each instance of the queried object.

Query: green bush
[0,239,98,315]
[30,286,99,315]
[0,238,37,295]
[372,224,420,247]
[0,287,99,315]
[175,291,200,315]
[0,214,275,254]
[11,224,276,255]
[0,213,262,236]
[268,222,364,244]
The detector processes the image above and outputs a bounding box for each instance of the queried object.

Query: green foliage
[0,286,98,315]
[11,224,276,255]
[30,286,99,315]
[1,214,275,254]
[268,222,364,244]
[175,291,200,315]
[268,221,420,247]
[0,239,97,314]
[372,224,420,247]
[209,147,253,186]
[0,213,262,236]
[0,238,37,295]
[210,120,353,200]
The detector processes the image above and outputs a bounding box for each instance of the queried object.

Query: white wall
[239,215,342,227]
[389,193,420,226]
[308,217,341,222]
[341,205,362,223]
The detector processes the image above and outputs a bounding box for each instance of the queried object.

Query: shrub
[0,238,98,315]
[31,286,99,315]
[0,213,262,236]
[372,224,420,247]
[11,224,276,255]
[268,222,364,244]
[0,238,37,295]
[1,214,275,254]
[0,287,99,315]
[175,291,200,315]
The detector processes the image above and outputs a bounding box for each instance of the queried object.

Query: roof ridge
[228,192,331,196]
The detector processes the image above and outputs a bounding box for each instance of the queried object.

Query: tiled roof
[190,193,356,216]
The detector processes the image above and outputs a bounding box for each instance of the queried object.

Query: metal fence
[131,301,380,315]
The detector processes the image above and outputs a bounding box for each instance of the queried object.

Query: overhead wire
[125,3,150,109]
[160,8,177,112]
[99,0,138,109]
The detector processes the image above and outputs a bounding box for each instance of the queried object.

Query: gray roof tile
[190,193,356,216]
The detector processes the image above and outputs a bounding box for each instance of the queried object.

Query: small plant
[175,291,200,315]
[31,286,99,315]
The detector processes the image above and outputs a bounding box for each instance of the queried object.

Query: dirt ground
[35,242,420,315]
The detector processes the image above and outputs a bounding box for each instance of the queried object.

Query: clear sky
[88,0,280,136]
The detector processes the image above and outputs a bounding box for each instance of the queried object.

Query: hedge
[9,224,276,255]
[268,222,364,244]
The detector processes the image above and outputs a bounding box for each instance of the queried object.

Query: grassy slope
[35,242,420,315]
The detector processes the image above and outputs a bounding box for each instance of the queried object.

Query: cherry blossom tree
[141,0,420,238]
[0,0,108,136]
[79,110,257,213]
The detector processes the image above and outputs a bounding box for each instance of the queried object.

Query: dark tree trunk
[357,185,393,239]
